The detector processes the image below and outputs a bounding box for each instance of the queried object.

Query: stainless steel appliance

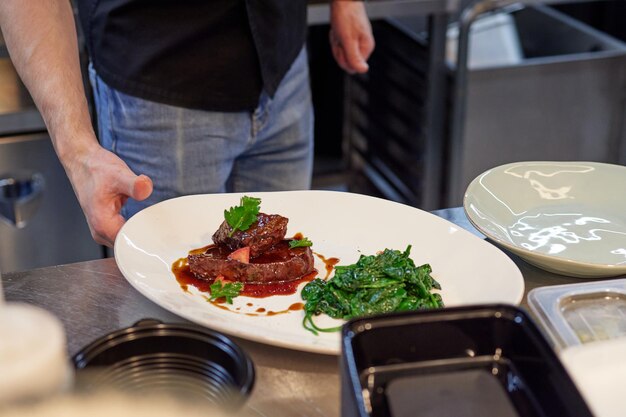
[0,54,102,273]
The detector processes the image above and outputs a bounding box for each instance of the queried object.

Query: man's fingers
[329,1,374,74]
[330,29,367,74]
[87,171,152,247]
[330,30,350,73]
[331,42,351,74]
[343,39,369,73]
[117,171,153,201]
[90,212,125,248]
[133,174,153,201]
[359,33,375,63]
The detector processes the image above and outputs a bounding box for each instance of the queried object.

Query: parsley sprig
[209,280,244,304]
[224,196,261,237]
[289,237,313,248]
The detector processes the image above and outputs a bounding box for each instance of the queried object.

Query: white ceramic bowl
[464,161,626,278]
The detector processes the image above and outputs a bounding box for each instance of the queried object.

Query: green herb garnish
[301,245,443,335]
[209,280,244,304]
[289,237,313,248]
[224,196,261,237]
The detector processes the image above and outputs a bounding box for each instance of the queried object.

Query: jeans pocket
[88,65,117,152]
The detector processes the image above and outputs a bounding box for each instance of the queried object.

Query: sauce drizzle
[316,253,340,279]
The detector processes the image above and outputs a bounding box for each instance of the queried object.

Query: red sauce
[172,257,212,292]
[172,257,317,298]
[171,238,338,316]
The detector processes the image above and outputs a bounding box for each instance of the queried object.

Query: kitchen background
[1,0,625,273]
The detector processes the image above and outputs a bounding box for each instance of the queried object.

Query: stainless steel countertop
[3,206,620,417]
[3,259,340,417]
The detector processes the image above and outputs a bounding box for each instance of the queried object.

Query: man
[0,0,374,247]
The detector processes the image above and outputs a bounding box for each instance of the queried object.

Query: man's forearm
[0,1,152,247]
[0,0,98,168]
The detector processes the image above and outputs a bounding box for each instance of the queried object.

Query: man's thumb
[131,174,153,201]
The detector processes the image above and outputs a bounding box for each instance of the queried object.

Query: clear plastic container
[528,278,626,349]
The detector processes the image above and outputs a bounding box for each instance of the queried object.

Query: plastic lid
[560,337,626,417]
[528,279,626,349]
[0,303,72,404]
[0,391,230,417]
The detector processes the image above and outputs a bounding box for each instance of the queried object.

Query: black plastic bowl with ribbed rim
[73,319,255,410]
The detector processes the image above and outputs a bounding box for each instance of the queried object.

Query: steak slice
[212,213,288,258]
[188,240,314,284]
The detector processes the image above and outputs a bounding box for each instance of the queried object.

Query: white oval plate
[464,161,626,278]
[115,190,524,355]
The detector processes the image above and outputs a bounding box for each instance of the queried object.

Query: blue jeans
[89,48,314,218]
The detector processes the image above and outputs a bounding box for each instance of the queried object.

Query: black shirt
[77,0,308,111]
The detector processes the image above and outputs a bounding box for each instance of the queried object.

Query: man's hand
[1,0,153,248]
[329,0,375,74]
[67,145,153,247]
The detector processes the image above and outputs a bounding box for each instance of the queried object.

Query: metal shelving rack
[310,0,460,210]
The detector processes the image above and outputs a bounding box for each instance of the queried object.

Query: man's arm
[329,0,375,74]
[0,0,152,247]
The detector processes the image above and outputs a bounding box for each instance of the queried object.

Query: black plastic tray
[340,304,593,417]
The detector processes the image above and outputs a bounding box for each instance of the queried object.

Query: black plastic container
[73,319,255,410]
[341,305,593,417]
